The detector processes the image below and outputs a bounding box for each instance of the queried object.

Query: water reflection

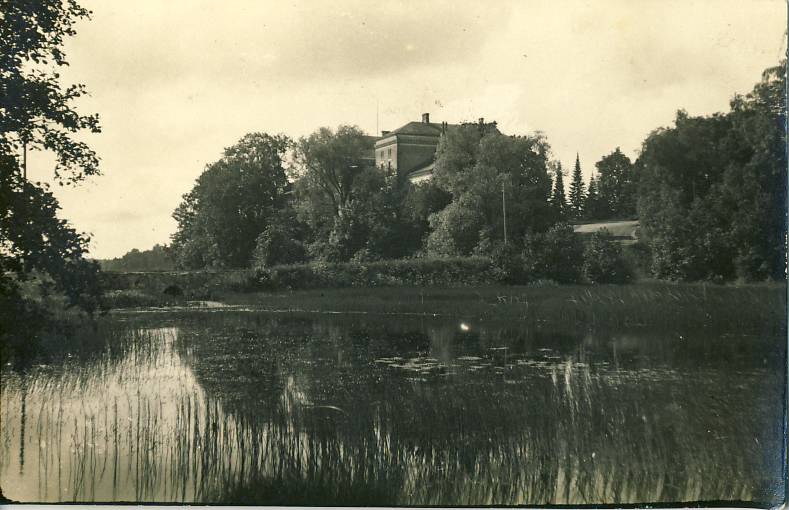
[0,312,785,505]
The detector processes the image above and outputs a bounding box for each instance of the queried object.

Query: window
[387,148,392,158]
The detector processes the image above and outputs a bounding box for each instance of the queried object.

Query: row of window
[378,148,392,160]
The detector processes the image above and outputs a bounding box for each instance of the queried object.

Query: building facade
[374,113,455,184]
[374,113,497,183]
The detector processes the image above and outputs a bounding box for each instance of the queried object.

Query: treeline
[166,63,785,283]
[167,122,635,269]
[638,64,786,281]
[98,244,175,272]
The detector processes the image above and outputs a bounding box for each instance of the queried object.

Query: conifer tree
[569,153,585,220]
[551,162,567,219]
[585,174,600,221]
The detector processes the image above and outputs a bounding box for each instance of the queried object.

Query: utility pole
[502,180,508,245]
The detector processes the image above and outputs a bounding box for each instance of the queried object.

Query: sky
[25,0,787,259]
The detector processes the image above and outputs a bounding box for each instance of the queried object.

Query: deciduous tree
[427,125,554,256]
[637,62,786,281]
[171,133,291,269]
[1,0,103,356]
[595,148,637,219]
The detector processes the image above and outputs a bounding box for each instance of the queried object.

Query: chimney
[381,130,390,136]
[422,113,430,124]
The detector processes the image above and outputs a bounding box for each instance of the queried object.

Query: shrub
[523,223,584,283]
[583,228,632,284]
[256,257,496,290]
[622,242,652,280]
[253,224,306,268]
[490,243,529,284]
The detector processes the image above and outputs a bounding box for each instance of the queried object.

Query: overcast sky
[26,0,787,259]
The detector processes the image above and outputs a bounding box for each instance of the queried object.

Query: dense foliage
[592,149,638,220]
[637,63,786,282]
[99,244,175,272]
[582,229,631,284]
[0,0,101,182]
[523,223,585,283]
[171,133,291,269]
[551,162,568,220]
[257,257,497,290]
[427,124,555,256]
[293,126,429,262]
[1,0,103,359]
[169,62,784,285]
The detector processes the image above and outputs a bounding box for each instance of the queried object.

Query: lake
[1,308,785,505]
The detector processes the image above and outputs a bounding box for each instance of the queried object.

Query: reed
[1,307,784,505]
[217,282,786,334]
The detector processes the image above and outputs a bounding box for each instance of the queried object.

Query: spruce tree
[552,162,567,219]
[569,153,585,220]
[585,175,600,221]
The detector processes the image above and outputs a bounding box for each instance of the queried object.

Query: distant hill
[99,244,175,272]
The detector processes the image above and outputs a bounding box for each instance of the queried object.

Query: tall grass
[220,282,786,334]
[3,315,783,505]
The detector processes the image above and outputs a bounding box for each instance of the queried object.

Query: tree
[637,62,786,281]
[583,228,631,284]
[1,0,101,183]
[401,180,452,252]
[100,244,175,271]
[295,126,373,219]
[427,125,554,256]
[551,161,567,220]
[584,175,603,221]
[294,125,404,261]
[523,223,584,283]
[568,153,585,220]
[170,133,291,269]
[595,148,637,219]
[1,0,103,358]
[1,161,102,311]
[252,210,307,268]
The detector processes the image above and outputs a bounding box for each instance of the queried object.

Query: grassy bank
[215,282,785,333]
[99,266,786,333]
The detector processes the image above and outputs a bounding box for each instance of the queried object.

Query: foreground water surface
[1,309,785,505]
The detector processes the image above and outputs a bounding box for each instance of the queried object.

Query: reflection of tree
[4,312,782,505]
[171,312,782,505]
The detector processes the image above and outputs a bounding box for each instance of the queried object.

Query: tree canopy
[99,244,175,272]
[427,125,554,256]
[595,148,637,219]
[1,0,103,357]
[1,0,101,183]
[170,133,291,269]
[165,62,785,284]
[637,63,786,281]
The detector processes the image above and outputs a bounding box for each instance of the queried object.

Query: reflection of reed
[0,318,784,505]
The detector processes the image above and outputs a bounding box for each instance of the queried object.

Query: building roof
[408,161,435,183]
[388,121,458,137]
[573,220,640,238]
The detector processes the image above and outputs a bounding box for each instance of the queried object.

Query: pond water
[1,310,785,505]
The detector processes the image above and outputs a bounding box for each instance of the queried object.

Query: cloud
[39,0,786,258]
[67,0,511,93]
